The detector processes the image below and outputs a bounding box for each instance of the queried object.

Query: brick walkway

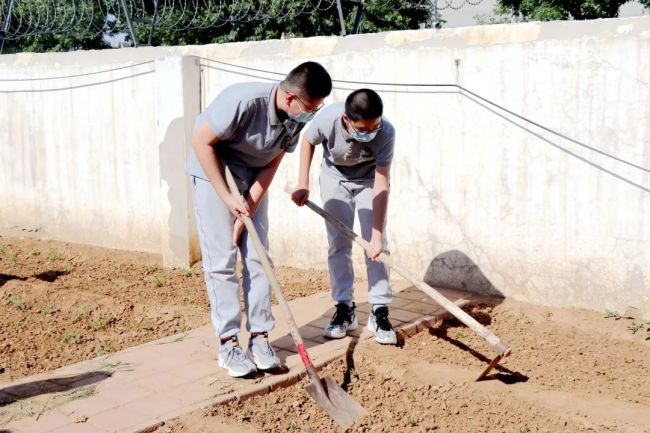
[0,282,481,433]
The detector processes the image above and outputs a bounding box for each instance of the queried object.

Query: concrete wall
[1,17,648,317]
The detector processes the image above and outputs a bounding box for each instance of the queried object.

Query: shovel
[223,166,367,429]
[290,192,512,381]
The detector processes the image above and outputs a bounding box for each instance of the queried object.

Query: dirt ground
[156,301,650,433]
[0,236,330,381]
[2,236,650,433]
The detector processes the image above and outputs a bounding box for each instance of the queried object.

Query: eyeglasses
[349,119,383,135]
[292,94,324,114]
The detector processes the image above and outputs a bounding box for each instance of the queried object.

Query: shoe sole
[218,356,256,378]
[251,352,280,370]
[323,317,358,339]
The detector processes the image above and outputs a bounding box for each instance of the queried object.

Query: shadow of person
[32,269,71,283]
[423,249,504,299]
[0,371,113,406]
[0,273,27,288]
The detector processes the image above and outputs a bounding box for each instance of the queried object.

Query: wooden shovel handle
[223,167,323,383]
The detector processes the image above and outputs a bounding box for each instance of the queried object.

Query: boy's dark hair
[281,61,332,100]
[345,89,383,121]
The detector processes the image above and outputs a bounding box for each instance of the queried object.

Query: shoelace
[224,338,249,363]
[253,333,274,356]
[331,303,354,327]
[373,306,393,331]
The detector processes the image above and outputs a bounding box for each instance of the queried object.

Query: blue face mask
[351,130,378,142]
[289,110,316,123]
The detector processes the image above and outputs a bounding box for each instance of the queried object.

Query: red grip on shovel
[296,343,312,368]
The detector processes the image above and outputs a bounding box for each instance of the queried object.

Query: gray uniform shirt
[187,82,303,180]
[305,102,395,180]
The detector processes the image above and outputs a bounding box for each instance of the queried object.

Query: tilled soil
[0,236,330,381]
[2,236,649,433]
[156,300,650,433]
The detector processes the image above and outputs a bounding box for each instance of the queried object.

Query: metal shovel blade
[305,375,367,429]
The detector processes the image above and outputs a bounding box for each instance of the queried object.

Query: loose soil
[2,236,649,433]
[0,236,330,381]
[156,301,650,433]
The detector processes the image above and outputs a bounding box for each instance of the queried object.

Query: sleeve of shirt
[303,113,327,146]
[203,87,252,140]
[375,130,395,167]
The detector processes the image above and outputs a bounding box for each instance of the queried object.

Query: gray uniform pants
[319,167,392,306]
[191,170,274,340]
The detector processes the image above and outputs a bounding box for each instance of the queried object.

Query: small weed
[287,421,299,430]
[72,306,89,322]
[407,416,418,427]
[7,294,26,310]
[47,248,61,262]
[182,268,196,277]
[604,309,621,320]
[144,264,158,274]
[520,427,531,433]
[41,306,55,317]
[96,339,113,355]
[184,296,194,305]
[406,392,415,401]
[627,322,644,334]
[151,276,163,287]
[454,330,466,340]
[92,315,115,330]
[0,243,7,254]
[99,362,119,371]
[62,331,81,345]
[61,386,96,402]
[347,367,357,378]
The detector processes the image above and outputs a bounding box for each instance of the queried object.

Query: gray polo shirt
[187,82,303,180]
[305,102,395,180]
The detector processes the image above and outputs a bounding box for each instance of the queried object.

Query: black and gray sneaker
[323,302,358,339]
[367,306,397,345]
[218,336,257,378]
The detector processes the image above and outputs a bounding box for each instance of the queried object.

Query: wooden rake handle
[290,191,510,357]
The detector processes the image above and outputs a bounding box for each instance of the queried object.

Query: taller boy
[189,62,332,377]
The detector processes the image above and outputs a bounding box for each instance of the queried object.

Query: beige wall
[1,17,648,317]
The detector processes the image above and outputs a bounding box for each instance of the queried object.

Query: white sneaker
[367,306,397,345]
[217,336,257,377]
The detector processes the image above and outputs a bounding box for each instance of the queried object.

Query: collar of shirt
[267,84,284,127]
[338,116,355,143]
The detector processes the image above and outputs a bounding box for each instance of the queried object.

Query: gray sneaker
[367,306,397,345]
[218,336,257,378]
[323,303,358,339]
[247,333,280,370]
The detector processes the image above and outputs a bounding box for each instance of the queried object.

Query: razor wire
[0,0,485,41]
[0,0,344,40]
